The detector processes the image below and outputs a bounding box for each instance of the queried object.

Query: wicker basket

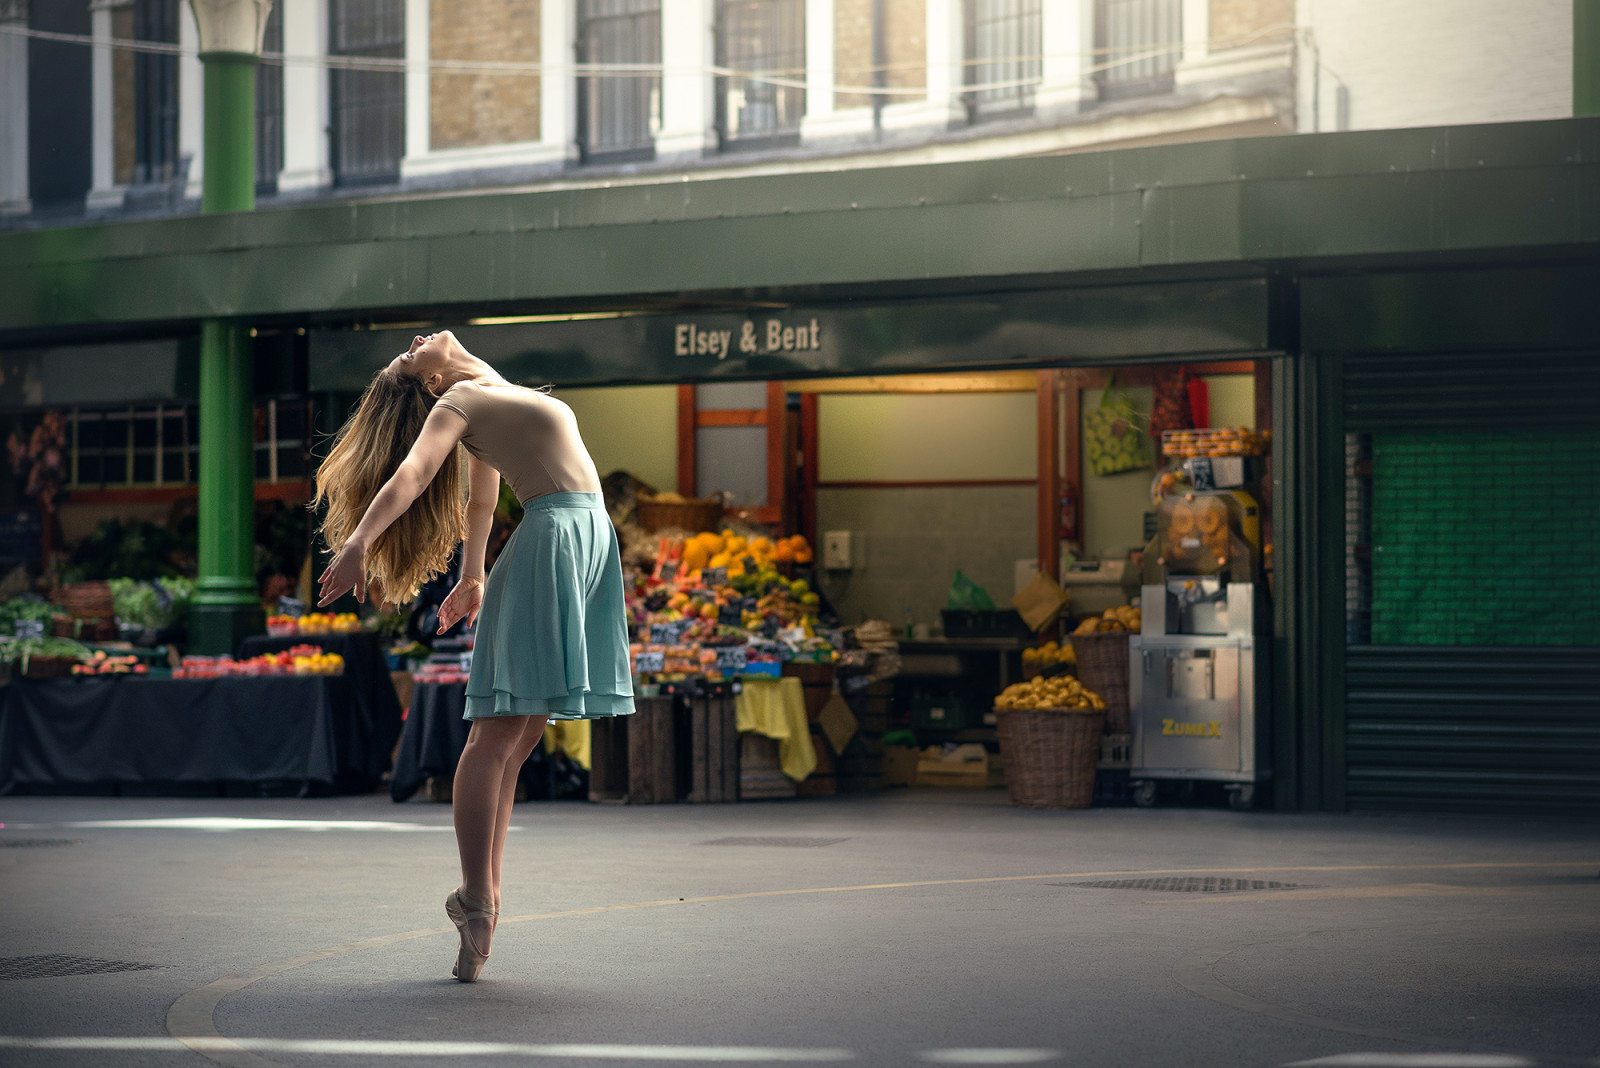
[634,495,723,533]
[22,655,80,680]
[1070,630,1132,733]
[54,581,115,619]
[994,706,1106,809]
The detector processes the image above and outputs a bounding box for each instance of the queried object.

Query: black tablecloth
[239,632,403,743]
[0,675,394,796]
[390,682,581,803]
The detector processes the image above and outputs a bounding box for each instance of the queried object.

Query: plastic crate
[940,609,1033,638]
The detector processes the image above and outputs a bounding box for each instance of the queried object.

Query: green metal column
[1579,0,1600,116]
[188,48,262,654]
[200,53,258,212]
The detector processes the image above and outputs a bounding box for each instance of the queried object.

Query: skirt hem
[463,688,635,721]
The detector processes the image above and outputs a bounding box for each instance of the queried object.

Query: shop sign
[674,319,821,360]
[309,278,1273,390]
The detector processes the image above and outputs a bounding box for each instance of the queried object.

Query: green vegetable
[106,577,195,629]
[0,635,93,673]
[0,596,62,635]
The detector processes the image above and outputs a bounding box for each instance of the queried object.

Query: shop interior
[556,358,1274,806]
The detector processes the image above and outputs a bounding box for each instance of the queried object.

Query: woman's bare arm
[435,454,502,632]
[458,454,501,582]
[317,407,465,604]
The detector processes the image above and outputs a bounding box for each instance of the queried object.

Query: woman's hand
[317,542,368,606]
[437,577,484,634]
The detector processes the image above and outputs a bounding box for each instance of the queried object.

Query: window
[579,0,661,162]
[256,0,284,193]
[963,0,1040,121]
[64,400,310,489]
[132,0,180,184]
[329,0,404,186]
[715,0,804,148]
[1094,0,1181,100]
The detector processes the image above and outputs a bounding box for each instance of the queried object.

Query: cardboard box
[916,746,1005,788]
[883,745,920,787]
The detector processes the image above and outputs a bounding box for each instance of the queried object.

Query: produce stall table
[0,674,394,796]
[239,633,403,738]
[895,636,1032,738]
[389,682,583,803]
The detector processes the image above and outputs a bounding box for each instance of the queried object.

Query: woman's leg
[453,715,533,948]
[489,715,549,911]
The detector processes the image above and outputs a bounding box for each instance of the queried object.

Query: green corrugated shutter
[1342,350,1600,812]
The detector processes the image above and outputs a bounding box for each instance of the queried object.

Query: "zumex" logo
[1161,719,1223,738]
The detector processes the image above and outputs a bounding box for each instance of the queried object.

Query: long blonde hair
[313,368,467,606]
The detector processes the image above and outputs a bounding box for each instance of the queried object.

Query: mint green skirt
[464,491,636,721]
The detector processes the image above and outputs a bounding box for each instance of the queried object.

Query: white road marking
[29,818,463,833]
[1285,1055,1537,1067]
[918,1051,1062,1064]
[0,1037,851,1060]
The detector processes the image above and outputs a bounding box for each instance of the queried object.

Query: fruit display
[173,646,345,678]
[994,674,1106,712]
[1021,640,1076,670]
[627,529,834,684]
[70,651,148,675]
[1160,427,1270,458]
[1072,604,1142,635]
[268,612,360,636]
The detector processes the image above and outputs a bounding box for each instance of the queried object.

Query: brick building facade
[0,0,1575,222]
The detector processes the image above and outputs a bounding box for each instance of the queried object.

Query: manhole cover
[0,955,159,980]
[0,839,82,849]
[1053,877,1312,894]
[701,836,850,848]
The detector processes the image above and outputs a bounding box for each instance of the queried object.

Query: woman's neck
[441,345,508,389]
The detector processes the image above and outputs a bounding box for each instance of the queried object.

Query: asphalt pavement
[1,788,1596,1068]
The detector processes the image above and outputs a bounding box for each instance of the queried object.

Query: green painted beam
[1,120,1598,336]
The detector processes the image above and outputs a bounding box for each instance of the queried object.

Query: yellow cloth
[541,719,591,770]
[736,677,817,782]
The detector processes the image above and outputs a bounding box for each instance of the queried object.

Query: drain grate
[701,836,850,848]
[1054,877,1312,894]
[0,955,159,981]
[0,839,83,849]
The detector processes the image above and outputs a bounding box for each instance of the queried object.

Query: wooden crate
[795,727,837,796]
[688,693,741,803]
[588,696,678,804]
[738,733,795,799]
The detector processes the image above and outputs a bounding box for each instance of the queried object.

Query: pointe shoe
[445,889,498,982]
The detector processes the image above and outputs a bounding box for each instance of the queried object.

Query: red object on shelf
[1187,376,1210,429]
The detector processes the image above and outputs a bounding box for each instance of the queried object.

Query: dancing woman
[314,331,635,981]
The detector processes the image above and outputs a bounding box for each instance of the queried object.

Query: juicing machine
[1129,489,1269,809]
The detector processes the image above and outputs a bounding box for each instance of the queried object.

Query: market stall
[0,672,390,796]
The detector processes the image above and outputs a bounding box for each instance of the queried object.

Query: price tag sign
[277,596,307,619]
[1186,457,1216,491]
[649,622,684,644]
[701,567,729,589]
[718,605,743,626]
[634,649,665,673]
[13,619,44,639]
[657,561,679,583]
[714,645,748,673]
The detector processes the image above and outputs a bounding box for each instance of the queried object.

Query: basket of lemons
[992,675,1107,809]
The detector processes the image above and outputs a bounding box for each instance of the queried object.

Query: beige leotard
[433,380,602,503]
